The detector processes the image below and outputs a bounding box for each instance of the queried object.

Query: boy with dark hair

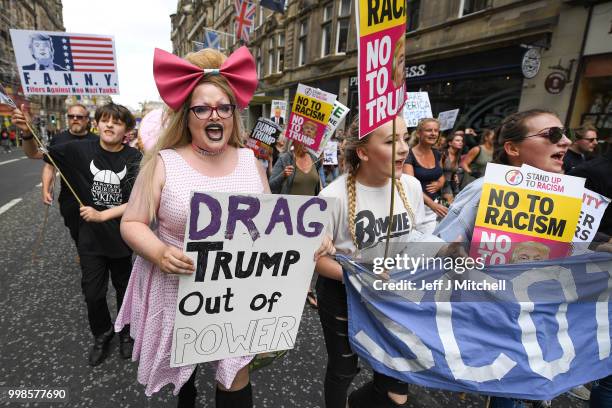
[13,102,141,366]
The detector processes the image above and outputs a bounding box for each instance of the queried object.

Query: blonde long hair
[343,116,416,248]
[139,48,246,221]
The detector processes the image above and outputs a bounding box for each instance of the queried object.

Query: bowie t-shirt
[44,140,142,258]
[319,173,445,262]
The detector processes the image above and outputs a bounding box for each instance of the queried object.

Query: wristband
[21,133,34,141]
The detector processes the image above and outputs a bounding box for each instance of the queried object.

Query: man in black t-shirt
[14,102,141,367]
[41,104,98,247]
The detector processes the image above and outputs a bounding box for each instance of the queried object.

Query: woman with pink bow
[115,46,334,407]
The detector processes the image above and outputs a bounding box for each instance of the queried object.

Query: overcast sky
[63,0,176,110]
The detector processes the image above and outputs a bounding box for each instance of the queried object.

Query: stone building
[0,0,66,133]
[171,0,608,134]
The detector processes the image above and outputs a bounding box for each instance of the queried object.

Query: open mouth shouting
[205,123,224,142]
[550,150,565,164]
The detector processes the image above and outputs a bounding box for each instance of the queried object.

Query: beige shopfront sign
[584,2,612,56]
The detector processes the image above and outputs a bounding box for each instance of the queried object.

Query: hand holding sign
[158,244,195,275]
[283,165,294,178]
[10,104,31,132]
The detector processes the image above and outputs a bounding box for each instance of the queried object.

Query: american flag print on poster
[234,0,256,42]
[9,29,119,96]
[62,35,115,72]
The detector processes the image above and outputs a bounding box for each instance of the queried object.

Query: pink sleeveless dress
[115,148,264,396]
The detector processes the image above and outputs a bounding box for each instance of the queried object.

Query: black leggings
[177,367,253,408]
[316,277,408,408]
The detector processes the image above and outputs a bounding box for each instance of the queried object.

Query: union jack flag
[58,35,115,72]
[234,0,256,42]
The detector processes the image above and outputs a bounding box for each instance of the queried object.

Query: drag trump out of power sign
[171,192,331,366]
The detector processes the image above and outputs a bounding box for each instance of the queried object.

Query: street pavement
[0,155,588,407]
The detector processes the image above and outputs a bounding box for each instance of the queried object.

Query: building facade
[0,0,66,134]
[171,0,607,134]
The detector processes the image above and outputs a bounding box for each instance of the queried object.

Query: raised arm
[12,105,43,159]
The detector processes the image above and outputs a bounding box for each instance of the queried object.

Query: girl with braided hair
[315,115,447,408]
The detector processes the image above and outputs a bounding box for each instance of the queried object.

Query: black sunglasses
[525,127,573,143]
[67,114,87,120]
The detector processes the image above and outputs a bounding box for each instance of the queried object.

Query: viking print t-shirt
[45,140,142,258]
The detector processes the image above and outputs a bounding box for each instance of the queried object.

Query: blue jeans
[591,374,612,407]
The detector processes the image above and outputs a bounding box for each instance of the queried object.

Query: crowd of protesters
[9,43,612,408]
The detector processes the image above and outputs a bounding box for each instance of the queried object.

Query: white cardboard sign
[438,109,460,131]
[402,92,432,127]
[171,192,331,366]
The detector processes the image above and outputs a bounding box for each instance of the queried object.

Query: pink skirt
[115,256,253,396]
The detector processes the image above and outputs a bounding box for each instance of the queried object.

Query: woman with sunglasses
[435,109,574,407]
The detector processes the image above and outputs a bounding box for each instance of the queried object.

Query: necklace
[191,143,226,157]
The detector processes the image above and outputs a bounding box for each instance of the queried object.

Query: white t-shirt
[319,173,445,262]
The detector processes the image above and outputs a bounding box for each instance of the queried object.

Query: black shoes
[348,381,409,408]
[88,327,114,366]
[119,328,134,359]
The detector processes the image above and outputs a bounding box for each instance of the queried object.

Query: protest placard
[306,100,349,157]
[171,192,331,366]
[323,141,338,166]
[469,163,585,265]
[575,189,610,242]
[286,84,336,151]
[10,29,119,96]
[246,117,282,161]
[270,100,287,126]
[402,92,432,127]
[355,0,406,138]
[438,109,459,131]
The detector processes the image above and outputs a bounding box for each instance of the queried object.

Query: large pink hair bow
[153,46,258,111]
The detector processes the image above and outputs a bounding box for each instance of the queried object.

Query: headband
[153,46,258,111]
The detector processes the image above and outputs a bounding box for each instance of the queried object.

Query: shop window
[336,0,351,53]
[459,0,488,17]
[406,0,420,32]
[298,19,308,66]
[321,4,333,57]
[276,33,284,72]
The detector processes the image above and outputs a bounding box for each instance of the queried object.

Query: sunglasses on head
[525,127,572,143]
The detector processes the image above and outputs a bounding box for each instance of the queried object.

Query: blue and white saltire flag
[260,0,286,13]
[203,29,220,50]
[339,252,612,400]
